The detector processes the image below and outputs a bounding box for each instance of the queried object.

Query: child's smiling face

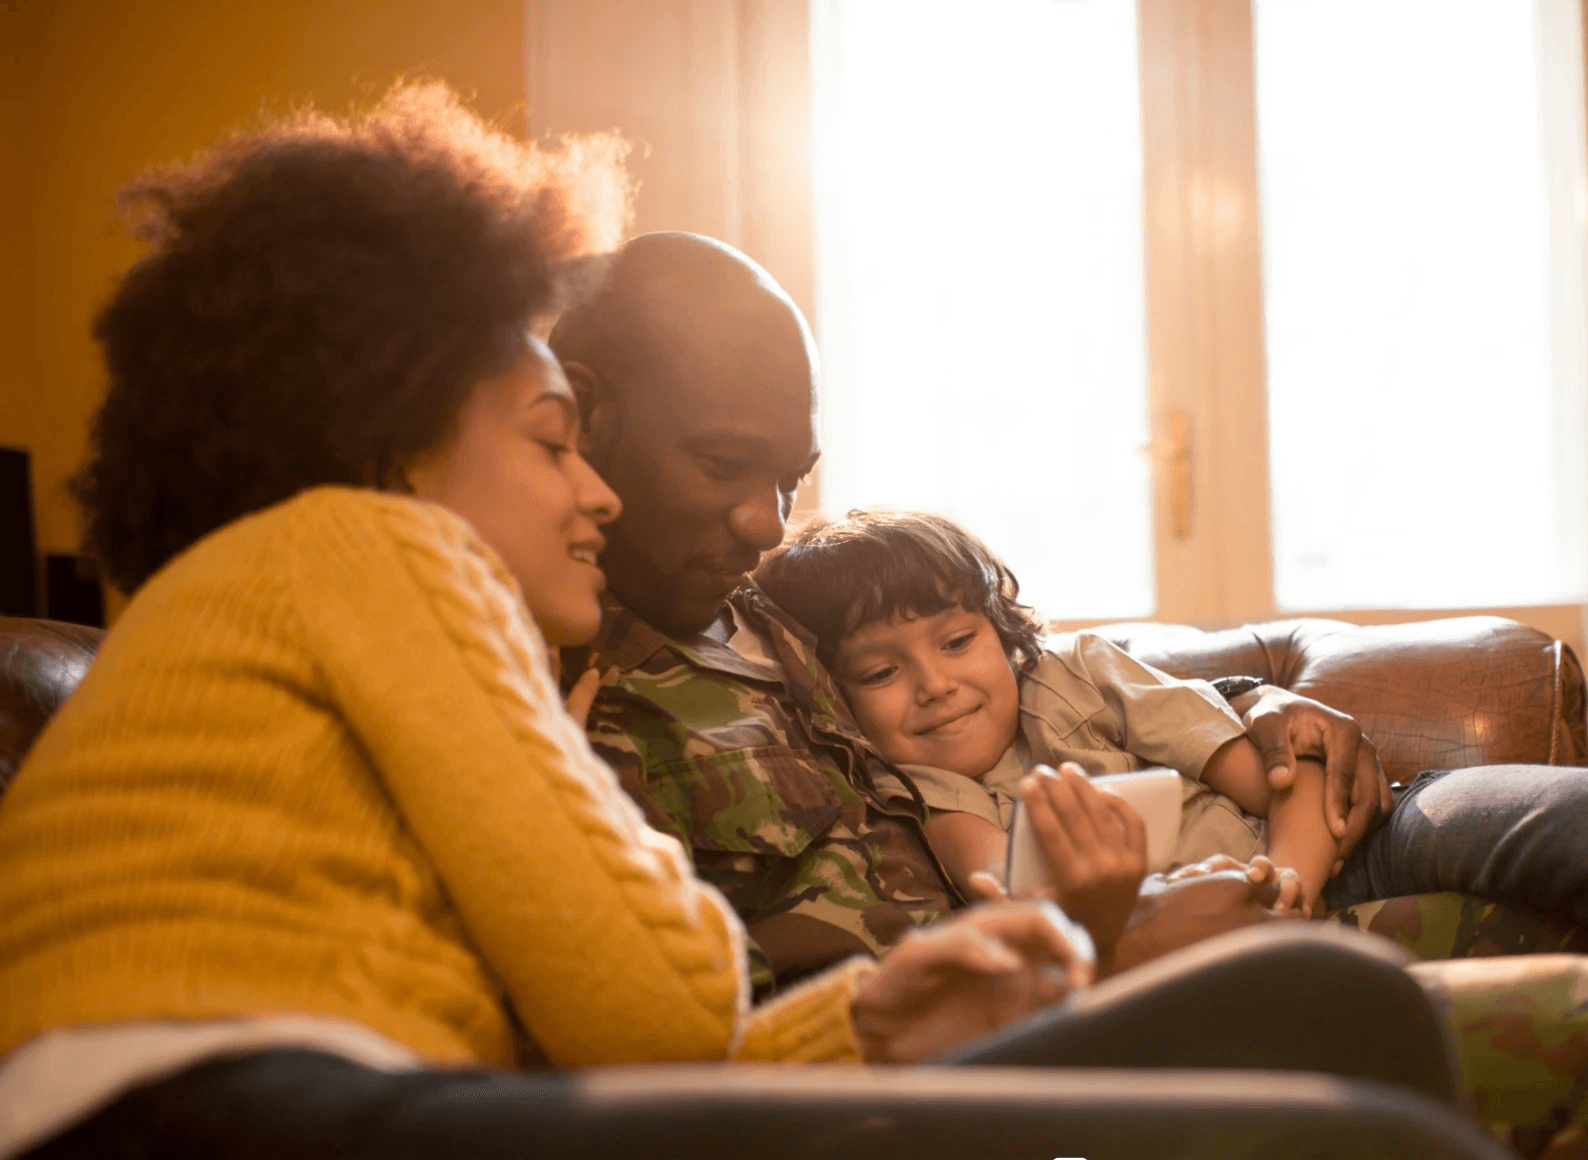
[834,605,1021,778]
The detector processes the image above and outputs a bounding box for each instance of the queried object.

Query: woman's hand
[563,665,602,729]
[849,902,1094,1064]
[1012,763,1147,963]
[1166,854,1306,916]
[1235,686,1394,860]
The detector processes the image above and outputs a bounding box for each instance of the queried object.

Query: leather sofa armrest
[0,616,106,793]
[550,1064,1507,1159]
[1090,616,1586,782]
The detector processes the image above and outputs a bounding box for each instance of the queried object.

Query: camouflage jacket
[578,585,963,994]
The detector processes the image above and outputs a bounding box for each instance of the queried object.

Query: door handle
[1141,410,1193,541]
[1168,411,1192,540]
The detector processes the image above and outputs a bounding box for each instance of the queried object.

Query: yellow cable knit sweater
[0,487,865,1067]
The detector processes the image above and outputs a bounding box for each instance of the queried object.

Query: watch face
[1213,675,1266,700]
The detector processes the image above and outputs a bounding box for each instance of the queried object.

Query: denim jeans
[1323,764,1588,925]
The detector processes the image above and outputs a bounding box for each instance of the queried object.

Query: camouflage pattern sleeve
[579,592,959,996]
[583,682,784,991]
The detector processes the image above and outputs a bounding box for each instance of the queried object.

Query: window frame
[1053,0,1588,660]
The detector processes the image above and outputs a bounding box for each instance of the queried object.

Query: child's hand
[1166,854,1309,916]
[1019,763,1147,963]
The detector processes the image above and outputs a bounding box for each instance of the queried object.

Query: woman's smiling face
[407,336,621,646]
[833,605,1021,777]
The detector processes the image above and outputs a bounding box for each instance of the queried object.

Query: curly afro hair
[74,80,630,593]
[753,509,1046,672]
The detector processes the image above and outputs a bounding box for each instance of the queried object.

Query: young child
[752,509,1342,929]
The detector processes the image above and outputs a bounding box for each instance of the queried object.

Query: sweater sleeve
[735,958,870,1062]
[280,490,763,1066]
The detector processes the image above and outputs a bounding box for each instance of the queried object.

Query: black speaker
[44,553,105,629]
[0,446,38,617]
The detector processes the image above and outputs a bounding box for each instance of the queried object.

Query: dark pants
[22,926,1466,1160]
[1323,764,1588,925]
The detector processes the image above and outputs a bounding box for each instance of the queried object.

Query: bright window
[1256,0,1588,610]
[811,0,1588,636]
[811,0,1154,620]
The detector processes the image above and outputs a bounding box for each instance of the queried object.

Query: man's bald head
[551,233,821,637]
[551,231,815,408]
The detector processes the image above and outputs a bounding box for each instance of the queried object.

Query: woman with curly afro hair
[0,82,1094,1158]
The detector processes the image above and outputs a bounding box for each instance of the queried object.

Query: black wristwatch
[1210,675,1267,702]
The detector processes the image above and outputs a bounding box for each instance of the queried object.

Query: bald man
[554,234,957,990]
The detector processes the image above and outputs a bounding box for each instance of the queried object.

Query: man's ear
[561,360,618,461]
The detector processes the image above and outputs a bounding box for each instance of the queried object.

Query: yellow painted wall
[0,0,525,563]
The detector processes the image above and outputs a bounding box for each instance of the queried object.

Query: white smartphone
[1003,795,1052,899]
[1093,767,1183,873]
[1004,766,1183,898]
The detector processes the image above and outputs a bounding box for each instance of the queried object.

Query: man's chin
[669,585,741,636]
[611,575,741,638]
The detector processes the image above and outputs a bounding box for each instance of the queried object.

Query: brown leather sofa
[0,616,103,794]
[1,611,1568,1160]
[3,611,1585,958]
[1098,615,1586,779]
[7,612,1579,797]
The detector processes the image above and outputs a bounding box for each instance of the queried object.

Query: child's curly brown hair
[74,80,629,593]
[753,509,1046,671]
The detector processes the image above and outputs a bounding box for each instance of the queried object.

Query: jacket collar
[590,584,789,685]
[588,584,872,747]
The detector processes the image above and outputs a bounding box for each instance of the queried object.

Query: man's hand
[849,902,1094,1063]
[1235,686,1394,860]
[1165,854,1306,916]
[1012,763,1147,962]
[1108,867,1302,975]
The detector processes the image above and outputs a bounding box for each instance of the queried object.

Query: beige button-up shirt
[876,632,1267,867]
